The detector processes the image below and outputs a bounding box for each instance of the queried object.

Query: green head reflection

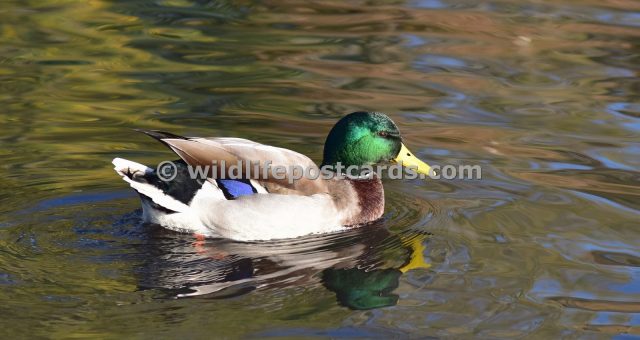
[322,232,431,310]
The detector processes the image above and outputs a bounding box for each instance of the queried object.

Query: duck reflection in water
[138,222,430,310]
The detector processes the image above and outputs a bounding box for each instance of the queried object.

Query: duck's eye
[377,131,389,137]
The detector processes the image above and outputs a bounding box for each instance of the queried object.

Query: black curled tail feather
[113,157,207,210]
[144,160,207,205]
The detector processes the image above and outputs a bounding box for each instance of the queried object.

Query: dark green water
[1,0,639,338]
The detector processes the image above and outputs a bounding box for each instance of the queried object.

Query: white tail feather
[112,158,190,213]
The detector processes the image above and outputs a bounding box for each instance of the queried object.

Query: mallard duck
[113,111,431,241]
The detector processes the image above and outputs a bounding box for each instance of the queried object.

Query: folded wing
[138,130,328,196]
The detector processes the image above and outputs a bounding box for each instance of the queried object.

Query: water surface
[0,0,639,337]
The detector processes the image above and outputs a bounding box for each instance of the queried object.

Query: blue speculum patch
[217,179,256,199]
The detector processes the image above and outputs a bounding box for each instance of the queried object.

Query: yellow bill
[393,143,431,175]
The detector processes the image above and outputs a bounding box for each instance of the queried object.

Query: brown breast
[347,177,385,225]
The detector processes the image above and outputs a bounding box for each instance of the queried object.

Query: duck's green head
[322,111,431,174]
